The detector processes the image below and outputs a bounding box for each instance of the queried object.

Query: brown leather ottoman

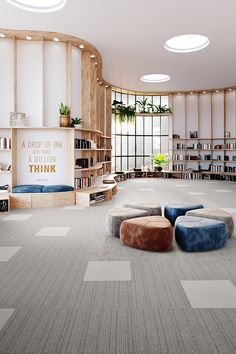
[120,216,173,252]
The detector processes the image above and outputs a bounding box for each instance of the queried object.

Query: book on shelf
[74,175,96,189]
[0,137,11,150]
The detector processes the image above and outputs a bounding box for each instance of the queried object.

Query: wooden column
[106,87,112,137]
[66,41,72,109]
[13,36,17,112]
[100,85,105,134]
[82,51,91,128]
[95,82,100,131]
[90,60,96,130]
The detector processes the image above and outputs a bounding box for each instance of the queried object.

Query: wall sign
[17,129,69,185]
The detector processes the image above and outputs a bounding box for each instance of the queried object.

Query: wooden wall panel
[100,86,105,134]
[106,87,112,137]
[90,60,97,130]
[82,51,91,128]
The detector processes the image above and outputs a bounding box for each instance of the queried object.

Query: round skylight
[140,74,171,83]
[6,0,66,13]
[164,34,210,53]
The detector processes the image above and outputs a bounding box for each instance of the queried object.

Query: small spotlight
[99,82,103,85]
[203,91,206,94]
[0,33,6,38]
[228,88,232,91]
[53,37,60,42]
[177,93,181,96]
[216,90,219,93]
[95,62,98,66]
[105,85,109,88]
[26,36,32,40]
[79,44,84,49]
[90,54,95,58]
[190,92,193,95]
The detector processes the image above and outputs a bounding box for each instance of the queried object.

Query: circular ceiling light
[164,34,210,53]
[140,74,171,83]
[6,0,66,13]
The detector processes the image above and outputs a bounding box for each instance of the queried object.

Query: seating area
[106,201,233,253]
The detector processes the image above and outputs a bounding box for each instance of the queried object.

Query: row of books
[0,137,11,150]
[181,172,202,180]
[74,139,96,149]
[74,176,96,190]
[224,166,236,173]
[90,192,105,204]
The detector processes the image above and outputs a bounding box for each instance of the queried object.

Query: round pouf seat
[120,216,173,252]
[106,207,149,238]
[123,202,162,216]
[175,216,228,252]
[186,208,234,238]
[164,202,204,226]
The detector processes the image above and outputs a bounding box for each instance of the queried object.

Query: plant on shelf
[136,98,150,113]
[150,153,169,172]
[153,104,172,114]
[59,102,71,127]
[72,117,83,128]
[112,100,136,124]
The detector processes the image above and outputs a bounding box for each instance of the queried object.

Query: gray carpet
[0,178,236,353]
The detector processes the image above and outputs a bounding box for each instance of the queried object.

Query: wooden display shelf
[74,162,103,172]
[173,137,236,141]
[0,191,10,213]
[76,183,117,206]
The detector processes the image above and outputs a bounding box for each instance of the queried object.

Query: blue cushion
[175,216,228,252]
[42,185,74,193]
[12,185,45,193]
[164,202,204,226]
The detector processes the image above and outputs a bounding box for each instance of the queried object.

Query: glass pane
[115,120,122,134]
[144,136,152,156]
[136,116,143,135]
[136,95,144,113]
[115,157,121,172]
[121,93,128,105]
[128,136,135,155]
[122,136,127,155]
[115,92,121,102]
[153,136,160,154]
[112,157,115,173]
[144,157,152,170]
[121,121,128,135]
[116,136,121,156]
[153,116,160,135]
[136,157,143,169]
[112,120,116,134]
[112,137,115,156]
[144,96,152,105]
[136,136,143,155]
[121,157,127,171]
[161,136,169,153]
[128,94,135,106]
[128,121,135,135]
[153,95,160,106]
[161,116,169,135]
[161,95,169,107]
[144,116,152,135]
[112,91,116,103]
[128,157,135,170]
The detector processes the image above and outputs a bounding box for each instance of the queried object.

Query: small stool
[123,202,162,216]
[164,202,204,226]
[105,207,148,237]
[120,216,173,252]
[175,216,228,252]
[186,208,234,238]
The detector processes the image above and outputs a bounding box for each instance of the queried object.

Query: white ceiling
[1,0,236,92]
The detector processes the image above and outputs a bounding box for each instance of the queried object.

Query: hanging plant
[112,100,136,124]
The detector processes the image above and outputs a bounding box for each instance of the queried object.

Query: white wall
[0,40,14,126]
[43,42,67,127]
[17,41,44,126]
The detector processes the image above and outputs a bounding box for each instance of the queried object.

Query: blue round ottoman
[164,202,204,226]
[175,216,228,252]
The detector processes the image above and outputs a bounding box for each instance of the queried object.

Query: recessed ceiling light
[6,0,66,13]
[53,37,59,42]
[140,74,171,83]
[228,88,232,91]
[96,78,99,81]
[105,85,109,88]
[90,54,95,59]
[190,92,194,95]
[95,62,98,66]
[26,35,32,40]
[177,93,181,96]
[203,91,207,94]
[99,82,103,85]
[164,34,210,53]
[216,90,219,93]
[0,33,6,38]
[79,44,84,49]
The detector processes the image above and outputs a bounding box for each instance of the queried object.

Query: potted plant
[72,117,83,128]
[112,100,136,124]
[59,102,71,127]
[151,153,169,171]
